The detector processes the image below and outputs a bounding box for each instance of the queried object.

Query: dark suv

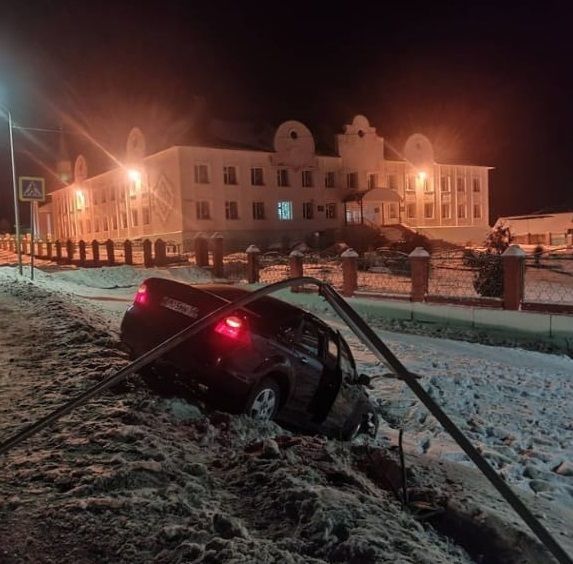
[120,278,378,440]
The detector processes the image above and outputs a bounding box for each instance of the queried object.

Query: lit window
[302,170,314,187]
[277,169,289,187]
[75,191,85,211]
[473,204,482,219]
[142,207,150,225]
[367,173,378,189]
[472,178,481,192]
[225,201,239,220]
[251,167,264,186]
[252,202,265,220]
[457,177,466,192]
[302,202,314,219]
[441,203,451,219]
[346,172,358,189]
[277,201,293,220]
[406,203,416,219]
[324,172,336,188]
[424,203,434,219]
[223,166,238,185]
[457,204,467,219]
[131,209,138,227]
[440,176,451,192]
[194,164,210,184]
[196,201,211,219]
[325,203,337,219]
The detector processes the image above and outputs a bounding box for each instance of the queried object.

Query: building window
[110,187,115,202]
[441,203,451,219]
[388,174,397,190]
[302,170,313,187]
[196,201,211,219]
[194,164,210,184]
[101,189,107,203]
[367,173,378,189]
[111,215,117,230]
[121,212,128,228]
[346,172,358,190]
[93,190,99,205]
[252,202,265,220]
[440,176,451,192]
[325,203,337,219]
[103,217,109,231]
[277,168,289,187]
[277,200,293,220]
[457,203,467,219]
[94,218,100,233]
[389,203,398,219]
[251,167,264,186]
[473,204,482,219]
[131,209,139,227]
[457,177,466,192]
[302,202,314,219]
[406,203,416,219]
[86,219,92,233]
[424,203,434,219]
[324,171,336,188]
[223,165,238,185]
[78,220,83,234]
[225,200,239,220]
[75,191,85,211]
[472,178,481,192]
[406,175,416,191]
[423,178,432,193]
[142,207,150,225]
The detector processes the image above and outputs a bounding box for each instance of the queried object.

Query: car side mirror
[357,373,371,386]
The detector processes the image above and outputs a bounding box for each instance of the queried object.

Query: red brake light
[214,315,251,344]
[134,284,148,306]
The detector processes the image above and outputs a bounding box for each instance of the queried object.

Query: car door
[277,316,326,425]
[320,333,365,434]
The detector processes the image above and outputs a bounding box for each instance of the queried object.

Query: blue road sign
[19,176,45,202]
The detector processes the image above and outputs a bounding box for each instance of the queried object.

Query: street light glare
[127,169,141,182]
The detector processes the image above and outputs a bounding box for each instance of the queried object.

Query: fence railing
[523,251,573,308]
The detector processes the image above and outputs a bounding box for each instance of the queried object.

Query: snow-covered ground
[1,264,572,562]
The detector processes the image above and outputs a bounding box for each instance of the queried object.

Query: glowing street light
[127,168,141,183]
[417,171,427,181]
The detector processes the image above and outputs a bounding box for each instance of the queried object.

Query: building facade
[44,115,491,250]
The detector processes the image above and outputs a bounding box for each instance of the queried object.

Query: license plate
[160,296,199,319]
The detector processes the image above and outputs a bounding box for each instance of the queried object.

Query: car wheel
[244,379,281,421]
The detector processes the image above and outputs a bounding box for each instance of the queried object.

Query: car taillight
[214,315,251,345]
[134,284,148,306]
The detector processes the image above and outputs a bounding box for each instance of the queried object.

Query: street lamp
[0,102,23,275]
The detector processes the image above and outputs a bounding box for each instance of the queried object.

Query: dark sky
[1,0,573,228]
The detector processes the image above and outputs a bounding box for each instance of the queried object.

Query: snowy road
[1,265,572,562]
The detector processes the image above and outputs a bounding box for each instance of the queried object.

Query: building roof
[342,187,401,203]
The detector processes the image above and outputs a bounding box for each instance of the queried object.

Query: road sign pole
[8,110,23,275]
[30,201,35,281]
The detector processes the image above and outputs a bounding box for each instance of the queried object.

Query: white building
[43,115,491,250]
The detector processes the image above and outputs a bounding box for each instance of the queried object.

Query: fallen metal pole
[0,277,570,563]
[319,283,572,564]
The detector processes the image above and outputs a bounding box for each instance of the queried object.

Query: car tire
[244,379,281,422]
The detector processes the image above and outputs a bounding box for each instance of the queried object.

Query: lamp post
[4,106,23,275]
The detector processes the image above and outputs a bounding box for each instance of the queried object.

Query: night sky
[1,0,572,229]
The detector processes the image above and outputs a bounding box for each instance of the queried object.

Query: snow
[0,265,572,562]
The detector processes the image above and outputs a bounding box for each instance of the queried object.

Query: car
[120,278,379,440]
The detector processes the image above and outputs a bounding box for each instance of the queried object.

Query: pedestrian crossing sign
[18,176,46,202]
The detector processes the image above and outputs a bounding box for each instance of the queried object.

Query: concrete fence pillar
[106,239,115,266]
[211,233,224,278]
[92,240,100,265]
[194,234,209,267]
[502,244,526,310]
[55,240,62,262]
[246,244,261,284]
[409,247,430,302]
[66,240,74,264]
[124,240,133,265]
[46,241,52,260]
[289,250,304,292]
[78,240,87,266]
[143,239,153,268]
[341,248,359,297]
[154,239,167,267]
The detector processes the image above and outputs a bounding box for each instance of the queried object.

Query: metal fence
[356,250,412,295]
[524,251,573,305]
[259,252,290,285]
[222,252,249,282]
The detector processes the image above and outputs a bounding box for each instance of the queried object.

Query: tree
[473,224,511,298]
